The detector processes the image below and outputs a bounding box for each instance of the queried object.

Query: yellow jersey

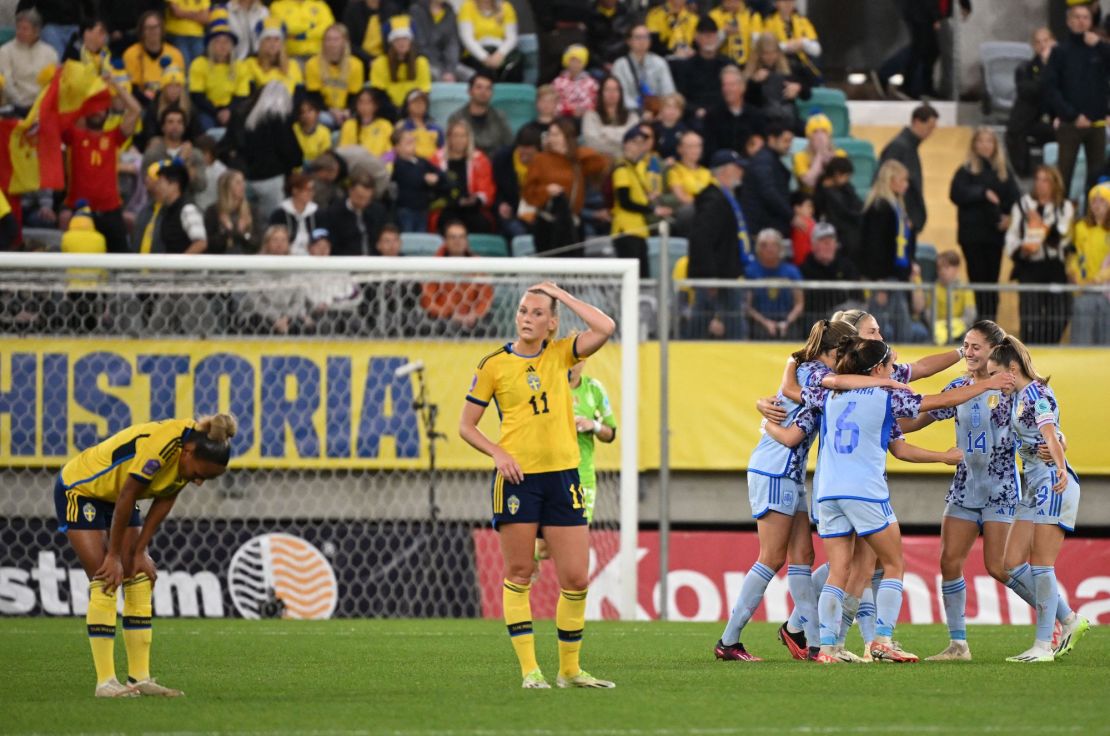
[122,43,187,99]
[189,57,240,108]
[339,117,394,157]
[792,147,847,193]
[466,336,580,474]
[270,0,335,58]
[1069,221,1110,285]
[709,5,763,66]
[645,4,698,54]
[611,157,652,238]
[165,0,210,38]
[295,122,333,163]
[60,419,198,504]
[762,11,820,74]
[236,58,304,98]
[457,0,517,49]
[369,55,432,109]
[666,162,712,199]
[304,55,365,111]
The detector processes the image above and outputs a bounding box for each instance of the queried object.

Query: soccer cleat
[521,669,551,689]
[777,622,809,660]
[556,670,615,689]
[814,650,842,664]
[1054,616,1090,658]
[714,639,762,662]
[94,678,138,698]
[832,645,868,664]
[925,640,972,662]
[861,642,875,663]
[806,646,821,661]
[1006,645,1055,663]
[1051,620,1063,650]
[870,640,919,663]
[127,677,184,697]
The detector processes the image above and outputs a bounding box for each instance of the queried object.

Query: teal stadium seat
[0,27,14,47]
[467,233,509,257]
[916,242,937,283]
[428,82,469,127]
[511,234,536,256]
[518,34,539,86]
[796,87,850,138]
[834,137,877,200]
[400,232,442,256]
[491,84,537,136]
[646,236,689,279]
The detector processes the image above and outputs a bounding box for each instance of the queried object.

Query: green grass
[2,619,1107,735]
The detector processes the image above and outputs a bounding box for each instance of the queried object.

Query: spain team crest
[82,503,96,523]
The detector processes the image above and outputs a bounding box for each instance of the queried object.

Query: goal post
[0,253,639,621]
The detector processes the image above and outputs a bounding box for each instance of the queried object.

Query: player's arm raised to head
[904,348,961,381]
[532,281,616,358]
[889,439,963,465]
[459,400,524,484]
[919,370,1014,412]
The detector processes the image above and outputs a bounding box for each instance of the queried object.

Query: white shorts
[747,473,807,520]
[817,498,896,538]
[943,501,1016,526]
[1016,467,1080,532]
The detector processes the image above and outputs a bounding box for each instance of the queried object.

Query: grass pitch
[2,619,1106,735]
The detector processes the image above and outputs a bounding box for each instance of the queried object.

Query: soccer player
[766,338,1015,663]
[988,337,1090,662]
[459,282,617,689]
[56,415,236,697]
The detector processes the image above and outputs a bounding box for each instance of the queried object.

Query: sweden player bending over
[56,415,237,697]
[460,282,617,689]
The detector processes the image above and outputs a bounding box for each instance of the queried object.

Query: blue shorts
[1016,467,1080,532]
[747,472,807,520]
[817,498,896,538]
[491,468,587,529]
[54,474,141,533]
[943,501,1015,526]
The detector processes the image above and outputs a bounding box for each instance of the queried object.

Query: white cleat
[1054,615,1090,658]
[556,670,615,689]
[832,645,868,663]
[925,640,972,661]
[128,677,184,697]
[94,678,139,698]
[1006,644,1055,663]
[521,669,551,689]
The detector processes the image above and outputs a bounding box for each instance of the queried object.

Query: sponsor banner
[473,530,1110,624]
[0,517,480,618]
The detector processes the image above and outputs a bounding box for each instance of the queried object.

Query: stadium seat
[401,232,442,256]
[980,42,1032,119]
[646,236,689,279]
[796,87,850,138]
[491,84,537,136]
[511,234,536,256]
[468,233,509,257]
[518,33,539,85]
[428,82,469,126]
[834,136,878,200]
[0,27,14,47]
[916,242,938,283]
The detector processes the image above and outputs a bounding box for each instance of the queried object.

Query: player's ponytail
[792,319,857,364]
[989,336,1048,385]
[190,413,238,465]
[836,338,891,376]
[967,319,1006,347]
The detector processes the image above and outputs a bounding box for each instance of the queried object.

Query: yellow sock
[557,588,587,678]
[503,579,539,677]
[87,580,118,685]
[123,574,153,682]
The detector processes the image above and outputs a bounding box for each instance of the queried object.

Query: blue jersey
[929,377,1018,508]
[1012,381,1066,475]
[749,361,828,481]
[811,386,921,503]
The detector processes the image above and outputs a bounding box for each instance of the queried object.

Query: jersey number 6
[833,401,860,454]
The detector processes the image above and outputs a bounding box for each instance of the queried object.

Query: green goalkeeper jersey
[571,375,617,489]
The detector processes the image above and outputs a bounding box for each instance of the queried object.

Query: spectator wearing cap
[744,33,811,135]
[188,11,240,131]
[391,127,447,232]
[701,66,764,165]
[326,171,392,256]
[204,168,258,254]
[491,125,541,241]
[792,113,845,195]
[582,75,641,160]
[269,0,334,63]
[457,0,523,83]
[878,104,937,235]
[447,72,512,156]
[411,0,467,82]
[744,228,804,340]
[799,221,863,325]
[645,0,697,60]
[227,0,269,61]
[686,149,750,339]
[0,9,58,114]
[370,21,432,110]
[611,126,673,279]
[612,24,676,120]
[670,16,735,124]
[164,0,210,70]
[268,171,321,254]
[396,89,444,161]
[761,0,822,83]
[124,11,186,105]
[153,162,207,254]
[814,156,863,262]
[235,16,304,99]
[305,24,363,129]
[709,0,763,67]
[554,45,599,119]
[739,121,794,239]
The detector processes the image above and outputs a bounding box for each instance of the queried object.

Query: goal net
[0,253,639,622]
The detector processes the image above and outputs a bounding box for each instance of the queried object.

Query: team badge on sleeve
[142,459,162,476]
[1034,398,1052,416]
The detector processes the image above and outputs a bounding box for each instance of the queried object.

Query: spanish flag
[0,61,111,195]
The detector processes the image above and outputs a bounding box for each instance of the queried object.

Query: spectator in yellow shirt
[189,14,241,130]
[165,0,210,69]
[666,130,711,234]
[370,24,432,111]
[611,126,673,278]
[236,18,304,99]
[340,87,394,158]
[645,0,698,60]
[933,250,978,344]
[457,0,522,82]
[1068,183,1110,344]
[762,0,823,82]
[269,0,335,63]
[305,24,365,129]
[397,88,445,161]
[124,11,187,105]
[294,98,333,166]
[792,113,847,194]
[710,0,763,66]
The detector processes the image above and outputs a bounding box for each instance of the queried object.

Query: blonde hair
[217,169,251,223]
[865,159,909,210]
[1034,164,1067,208]
[831,308,872,329]
[965,126,1009,181]
[195,413,239,442]
[322,24,352,98]
[746,33,789,76]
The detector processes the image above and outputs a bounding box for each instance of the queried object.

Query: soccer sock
[1032,566,1058,644]
[87,580,118,685]
[1005,563,1037,608]
[786,565,818,646]
[721,562,775,646]
[811,562,830,599]
[557,588,588,678]
[871,568,884,599]
[856,593,877,644]
[503,579,539,677]
[875,578,904,639]
[941,578,967,642]
[818,585,845,647]
[122,574,153,682]
[837,594,860,647]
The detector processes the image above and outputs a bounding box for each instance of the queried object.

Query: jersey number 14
[965,431,987,454]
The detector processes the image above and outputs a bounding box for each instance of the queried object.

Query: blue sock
[941,578,967,641]
[818,585,845,647]
[1032,566,1058,643]
[837,594,859,647]
[786,565,819,647]
[721,561,775,646]
[857,588,877,643]
[1005,563,1036,608]
[875,578,904,639]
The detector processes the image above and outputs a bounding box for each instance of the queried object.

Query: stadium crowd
[0,0,1104,344]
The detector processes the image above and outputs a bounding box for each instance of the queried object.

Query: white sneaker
[94,678,138,698]
[1006,644,1055,663]
[925,640,972,661]
[128,677,184,697]
[521,669,551,689]
[832,645,868,663]
[556,670,615,689]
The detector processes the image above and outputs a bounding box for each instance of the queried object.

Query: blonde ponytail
[196,414,239,443]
